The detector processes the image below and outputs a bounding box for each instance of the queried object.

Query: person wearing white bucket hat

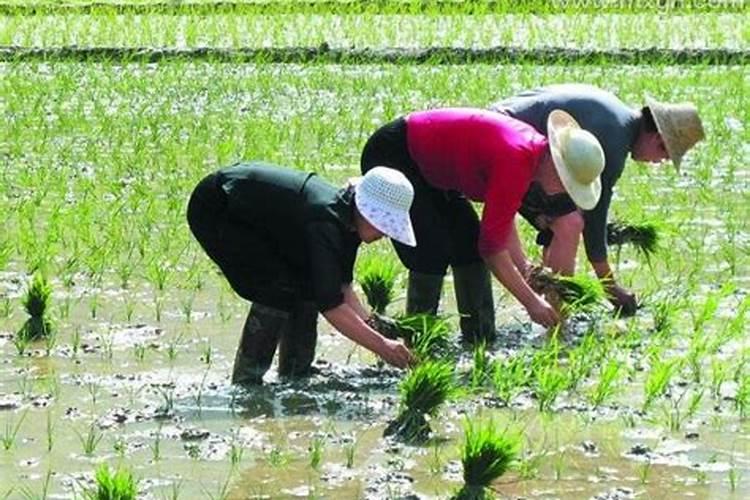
[187,161,415,385]
[493,84,704,315]
[361,108,605,334]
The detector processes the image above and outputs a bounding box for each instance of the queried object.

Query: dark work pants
[360,117,483,276]
[186,173,302,312]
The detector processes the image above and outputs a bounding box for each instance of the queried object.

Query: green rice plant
[491,352,530,406]
[2,410,28,451]
[229,439,244,469]
[133,343,147,362]
[266,445,289,468]
[587,357,623,409]
[75,423,104,457]
[393,313,452,360]
[643,358,682,412]
[166,332,185,362]
[470,341,494,391]
[84,464,137,500]
[662,387,704,432]
[344,440,357,468]
[46,409,54,452]
[308,435,325,471]
[565,332,600,392]
[533,362,569,413]
[71,326,82,357]
[201,339,213,365]
[735,374,750,421]
[606,221,660,259]
[357,254,400,314]
[161,479,183,500]
[151,428,162,462]
[452,419,520,500]
[638,459,652,485]
[527,267,605,313]
[385,361,456,443]
[17,273,53,342]
[710,358,728,400]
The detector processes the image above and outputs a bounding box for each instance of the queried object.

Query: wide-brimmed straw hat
[354,167,416,247]
[548,110,605,211]
[645,96,705,171]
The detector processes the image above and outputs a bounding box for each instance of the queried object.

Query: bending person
[187,162,416,385]
[492,84,704,315]
[361,108,605,340]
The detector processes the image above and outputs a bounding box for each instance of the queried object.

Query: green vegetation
[453,419,520,500]
[16,273,53,342]
[84,464,137,500]
[358,253,400,314]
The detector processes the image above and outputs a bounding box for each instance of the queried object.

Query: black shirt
[217,162,361,312]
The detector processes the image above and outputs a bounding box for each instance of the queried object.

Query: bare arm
[505,219,531,276]
[322,303,413,368]
[484,249,559,327]
[341,284,370,321]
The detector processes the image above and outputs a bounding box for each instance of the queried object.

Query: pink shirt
[406,108,548,256]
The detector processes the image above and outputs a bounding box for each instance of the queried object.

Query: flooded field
[1,3,749,499]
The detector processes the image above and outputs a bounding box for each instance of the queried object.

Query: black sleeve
[305,221,348,312]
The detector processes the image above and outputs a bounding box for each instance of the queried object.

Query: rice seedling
[638,459,653,484]
[385,361,456,443]
[452,419,520,500]
[2,410,28,451]
[470,341,494,391]
[229,439,245,469]
[308,435,325,471]
[17,468,53,500]
[151,428,163,462]
[75,423,104,457]
[533,361,569,413]
[201,339,213,365]
[84,464,137,500]
[735,374,750,421]
[17,272,53,342]
[606,220,660,259]
[133,343,147,362]
[587,357,623,409]
[357,253,400,314]
[71,326,82,357]
[392,313,452,360]
[526,267,605,313]
[266,445,289,468]
[46,409,55,452]
[166,331,185,362]
[643,358,682,412]
[491,352,530,406]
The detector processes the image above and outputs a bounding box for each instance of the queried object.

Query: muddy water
[1,271,748,499]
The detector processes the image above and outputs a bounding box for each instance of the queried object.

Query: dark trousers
[360,117,483,275]
[186,173,302,312]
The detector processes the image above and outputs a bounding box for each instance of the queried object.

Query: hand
[525,294,560,327]
[379,339,415,369]
[606,282,638,317]
[366,313,401,339]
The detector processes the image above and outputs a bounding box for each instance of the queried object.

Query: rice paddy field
[0,1,749,498]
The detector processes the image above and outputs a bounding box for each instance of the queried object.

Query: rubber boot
[278,301,319,378]
[405,271,444,315]
[231,303,289,386]
[452,262,496,343]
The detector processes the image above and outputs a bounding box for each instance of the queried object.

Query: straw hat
[548,110,605,211]
[645,96,705,171]
[355,167,416,247]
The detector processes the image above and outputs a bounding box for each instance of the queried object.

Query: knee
[551,212,584,238]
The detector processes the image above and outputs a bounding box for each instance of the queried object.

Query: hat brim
[645,96,682,171]
[355,183,417,247]
[548,110,602,211]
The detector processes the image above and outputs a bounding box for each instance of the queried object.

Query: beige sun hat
[354,166,417,247]
[548,110,605,211]
[645,96,705,171]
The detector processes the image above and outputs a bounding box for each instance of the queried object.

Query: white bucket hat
[548,110,605,211]
[645,96,705,171]
[354,166,416,247]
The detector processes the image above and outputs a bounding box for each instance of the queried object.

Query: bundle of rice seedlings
[357,255,400,314]
[17,273,53,341]
[606,221,659,257]
[85,464,137,500]
[384,361,455,443]
[527,267,605,312]
[395,313,452,360]
[452,420,520,500]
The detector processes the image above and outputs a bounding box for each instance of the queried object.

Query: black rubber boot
[278,301,319,378]
[231,303,289,386]
[452,262,496,343]
[405,271,444,315]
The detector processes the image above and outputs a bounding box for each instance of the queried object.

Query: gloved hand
[366,312,401,340]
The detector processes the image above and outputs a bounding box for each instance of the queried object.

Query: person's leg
[361,118,449,315]
[277,301,319,378]
[231,303,290,385]
[446,196,496,342]
[543,211,584,275]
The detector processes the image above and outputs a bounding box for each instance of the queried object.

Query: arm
[505,219,531,276]
[322,303,413,368]
[483,245,559,327]
[341,283,370,321]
